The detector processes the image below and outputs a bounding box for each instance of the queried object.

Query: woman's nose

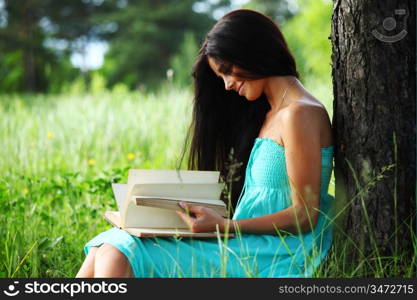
[224,77,235,90]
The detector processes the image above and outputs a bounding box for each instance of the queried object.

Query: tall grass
[315,154,416,277]
[1,82,413,278]
[0,84,192,277]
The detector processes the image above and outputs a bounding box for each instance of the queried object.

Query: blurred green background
[0,0,332,98]
[0,0,334,277]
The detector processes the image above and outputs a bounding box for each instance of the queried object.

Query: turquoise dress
[84,137,334,277]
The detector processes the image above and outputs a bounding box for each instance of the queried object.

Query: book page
[104,210,234,238]
[120,169,225,230]
[126,169,221,202]
[104,211,121,228]
[122,200,188,229]
[124,227,233,238]
[111,183,128,211]
[134,196,227,217]
[134,196,225,205]
[130,183,223,200]
[127,169,220,185]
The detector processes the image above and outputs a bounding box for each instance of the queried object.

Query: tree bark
[331,0,416,269]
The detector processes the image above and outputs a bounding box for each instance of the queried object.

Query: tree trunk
[331,0,415,272]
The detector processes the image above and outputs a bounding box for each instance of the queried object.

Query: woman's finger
[178,202,204,214]
[176,210,194,229]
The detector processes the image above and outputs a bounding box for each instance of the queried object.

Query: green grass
[0,84,193,277]
[1,81,413,278]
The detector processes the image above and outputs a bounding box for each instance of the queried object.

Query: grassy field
[1,81,413,278]
[0,84,193,277]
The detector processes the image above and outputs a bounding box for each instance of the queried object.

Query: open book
[104,169,233,238]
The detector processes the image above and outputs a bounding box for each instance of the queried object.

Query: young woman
[76,9,334,278]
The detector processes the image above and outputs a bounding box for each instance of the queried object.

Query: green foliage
[242,0,298,23]
[89,72,107,95]
[97,0,214,91]
[0,0,112,93]
[169,31,199,88]
[280,0,333,115]
[0,0,333,95]
[0,50,24,91]
[281,0,332,81]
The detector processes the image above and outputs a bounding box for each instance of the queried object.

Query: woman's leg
[76,246,98,278]
[93,243,133,278]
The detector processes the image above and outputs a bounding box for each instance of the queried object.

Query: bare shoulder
[281,98,327,122]
[279,97,333,147]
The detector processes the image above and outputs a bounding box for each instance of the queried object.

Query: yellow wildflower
[47,132,55,139]
[127,153,135,160]
[88,159,95,166]
[23,188,29,194]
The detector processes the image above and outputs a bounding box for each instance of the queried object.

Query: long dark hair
[177,9,299,212]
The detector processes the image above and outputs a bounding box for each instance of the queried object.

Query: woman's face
[207,56,266,101]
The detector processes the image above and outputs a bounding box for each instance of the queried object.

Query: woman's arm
[177,200,317,235]
[223,203,318,235]
[177,104,325,235]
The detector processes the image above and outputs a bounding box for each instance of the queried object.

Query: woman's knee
[95,243,127,263]
[76,246,99,278]
[94,243,133,277]
[87,246,98,258]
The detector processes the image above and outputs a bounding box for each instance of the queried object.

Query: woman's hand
[176,202,226,233]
